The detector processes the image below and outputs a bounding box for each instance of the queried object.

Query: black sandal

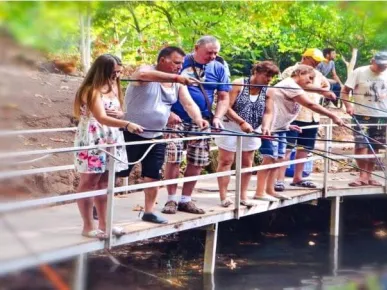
[290,180,317,188]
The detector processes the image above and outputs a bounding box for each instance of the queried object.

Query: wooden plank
[0,172,385,275]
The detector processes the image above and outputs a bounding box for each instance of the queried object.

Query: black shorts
[286,121,319,150]
[352,115,387,150]
[116,132,166,180]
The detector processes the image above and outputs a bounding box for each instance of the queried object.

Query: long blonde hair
[73,54,124,119]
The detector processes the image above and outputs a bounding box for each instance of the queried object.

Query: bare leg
[143,177,158,213]
[165,162,180,196]
[266,167,279,195]
[254,156,275,197]
[77,173,101,234]
[216,148,235,202]
[292,149,308,183]
[277,149,292,183]
[354,147,369,182]
[181,163,202,196]
[240,151,254,201]
[94,172,108,232]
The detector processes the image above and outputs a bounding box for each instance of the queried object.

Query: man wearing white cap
[275,48,337,193]
[342,51,387,187]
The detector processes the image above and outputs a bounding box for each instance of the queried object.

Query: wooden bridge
[0,123,386,289]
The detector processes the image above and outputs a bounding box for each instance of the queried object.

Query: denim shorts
[259,132,287,159]
[286,120,319,150]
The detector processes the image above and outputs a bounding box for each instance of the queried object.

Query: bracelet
[239,120,246,126]
[173,75,179,83]
[125,122,131,131]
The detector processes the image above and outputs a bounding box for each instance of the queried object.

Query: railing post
[234,136,242,219]
[105,146,117,249]
[330,196,340,236]
[323,124,330,198]
[73,253,87,290]
[384,126,387,194]
[203,223,218,274]
[327,119,333,171]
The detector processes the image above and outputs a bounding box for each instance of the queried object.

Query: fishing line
[348,115,386,173]
[121,78,387,115]
[211,126,386,181]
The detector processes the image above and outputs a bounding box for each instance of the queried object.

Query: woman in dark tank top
[215,61,280,207]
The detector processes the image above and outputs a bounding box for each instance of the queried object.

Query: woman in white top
[215,61,280,207]
[254,65,344,202]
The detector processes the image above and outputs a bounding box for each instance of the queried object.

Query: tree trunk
[85,10,91,72]
[342,48,358,78]
[79,14,86,73]
[79,5,92,74]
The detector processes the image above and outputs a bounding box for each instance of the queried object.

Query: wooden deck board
[0,172,385,274]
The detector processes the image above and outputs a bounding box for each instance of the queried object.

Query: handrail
[0,135,210,159]
[1,122,386,160]
[1,152,384,213]
[0,122,385,214]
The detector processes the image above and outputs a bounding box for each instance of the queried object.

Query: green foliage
[1,1,386,78]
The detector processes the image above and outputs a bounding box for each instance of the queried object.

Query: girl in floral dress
[73,54,143,239]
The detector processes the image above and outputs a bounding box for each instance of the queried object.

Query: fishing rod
[349,115,386,173]
[121,78,387,116]
[124,127,386,181]
[211,126,387,181]
[136,125,387,147]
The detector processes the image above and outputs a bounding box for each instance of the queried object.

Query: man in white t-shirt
[342,51,387,187]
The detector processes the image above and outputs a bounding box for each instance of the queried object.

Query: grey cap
[374,51,387,65]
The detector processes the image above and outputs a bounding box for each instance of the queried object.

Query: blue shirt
[171,54,231,121]
[317,60,335,77]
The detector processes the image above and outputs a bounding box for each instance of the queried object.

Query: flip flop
[274,181,285,192]
[82,229,107,240]
[253,194,279,202]
[271,192,292,200]
[368,179,382,186]
[220,198,233,208]
[290,180,317,188]
[112,226,125,236]
[240,200,256,208]
[348,180,368,187]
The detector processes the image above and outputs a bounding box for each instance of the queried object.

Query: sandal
[221,198,233,208]
[82,229,107,240]
[271,192,291,200]
[253,194,279,202]
[368,179,382,186]
[274,181,285,192]
[178,201,205,214]
[161,200,178,214]
[348,179,368,187]
[112,226,125,236]
[240,200,256,208]
[290,180,317,189]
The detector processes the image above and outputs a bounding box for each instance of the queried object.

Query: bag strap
[190,55,214,121]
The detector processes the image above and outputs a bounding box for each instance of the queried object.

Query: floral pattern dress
[74,94,128,173]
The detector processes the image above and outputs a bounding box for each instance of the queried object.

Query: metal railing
[0,120,386,254]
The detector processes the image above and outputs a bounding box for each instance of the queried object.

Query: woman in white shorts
[215,61,280,207]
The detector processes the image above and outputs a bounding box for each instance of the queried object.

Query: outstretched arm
[293,93,343,126]
[261,89,274,135]
[178,85,207,129]
[131,65,198,86]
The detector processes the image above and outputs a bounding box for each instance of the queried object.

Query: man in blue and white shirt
[163,36,231,215]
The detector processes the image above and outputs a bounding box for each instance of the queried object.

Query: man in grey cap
[342,51,387,187]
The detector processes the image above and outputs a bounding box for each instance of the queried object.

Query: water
[2,197,387,289]
[86,229,387,290]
